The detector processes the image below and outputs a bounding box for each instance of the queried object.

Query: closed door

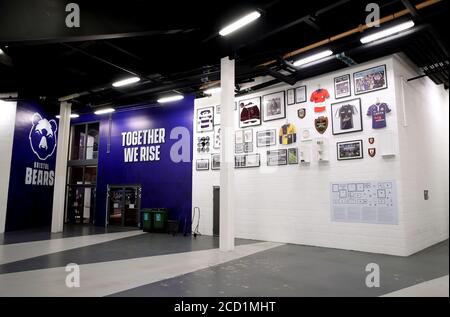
[213,187,220,236]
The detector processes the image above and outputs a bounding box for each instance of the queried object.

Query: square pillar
[51,102,72,233]
[219,57,235,251]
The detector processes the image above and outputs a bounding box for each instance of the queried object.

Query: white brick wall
[393,54,449,255]
[192,55,449,256]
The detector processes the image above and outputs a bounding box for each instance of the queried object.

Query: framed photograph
[337,140,364,161]
[256,130,276,147]
[331,98,363,135]
[244,142,253,153]
[267,149,288,166]
[287,89,295,106]
[196,159,210,171]
[235,154,261,169]
[262,91,286,122]
[243,129,253,143]
[300,128,313,142]
[213,125,221,149]
[235,143,244,154]
[238,97,261,128]
[214,105,221,125]
[334,74,351,99]
[211,154,220,170]
[354,65,388,95]
[235,130,244,144]
[197,107,214,133]
[295,86,307,104]
[288,148,299,165]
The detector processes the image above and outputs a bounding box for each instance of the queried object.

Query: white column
[51,102,72,233]
[0,99,17,233]
[219,57,235,251]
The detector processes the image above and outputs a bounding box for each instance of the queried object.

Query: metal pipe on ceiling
[260,0,443,67]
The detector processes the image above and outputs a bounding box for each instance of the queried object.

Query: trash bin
[151,208,168,232]
[140,209,153,232]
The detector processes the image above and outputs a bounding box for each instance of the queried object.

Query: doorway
[107,185,141,227]
[66,186,96,224]
[213,186,220,236]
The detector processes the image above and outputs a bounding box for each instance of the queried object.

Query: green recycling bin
[141,209,153,232]
[151,208,168,232]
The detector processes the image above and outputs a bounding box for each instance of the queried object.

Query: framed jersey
[238,97,261,128]
[331,98,363,135]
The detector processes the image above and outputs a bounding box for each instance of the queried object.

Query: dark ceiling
[0,0,448,112]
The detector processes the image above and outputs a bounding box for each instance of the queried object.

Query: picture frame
[235,130,244,144]
[287,89,296,106]
[256,129,276,147]
[197,106,214,133]
[214,105,221,125]
[353,65,388,95]
[262,91,286,122]
[337,140,364,161]
[243,129,253,143]
[300,128,313,142]
[235,153,261,169]
[267,149,288,166]
[295,86,307,104]
[331,98,363,135]
[213,125,221,149]
[288,148,299,165]
[244,142,253,153]
[334,74,351,99]
[235,143,244,154]
[196,159,210,171]
[238,97,261,128]
[211,154,220,170]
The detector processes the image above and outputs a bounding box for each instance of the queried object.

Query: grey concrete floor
[109,240,449,297]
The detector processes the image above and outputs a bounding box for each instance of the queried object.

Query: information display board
[330,180,398,225]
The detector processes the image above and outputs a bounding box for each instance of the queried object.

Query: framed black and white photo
[214,105,221,125]
[238,97,261,128]
[288,148,299,165]
[262,91,286,122]
[300,128,313,142]
[235,154,260,169]
[197,107,214,133]
[235,143,244,154]
[287,89,296,106]
[353,65,388,95]
[243,129,253,143]
[295,86,307,104]
[267,149,288,166]
[337,140,364,161]
[244,142,253,153]
[256,130,276,147]
[196,159,210,171]
[334,74,351,99]
[211,154,220,170]
[213,125,221,149]
[235,130,244,144]
[331,98,363,135]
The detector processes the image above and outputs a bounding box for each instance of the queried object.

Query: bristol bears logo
[29,113,58,161]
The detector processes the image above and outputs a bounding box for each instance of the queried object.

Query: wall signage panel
[330,180,398,225]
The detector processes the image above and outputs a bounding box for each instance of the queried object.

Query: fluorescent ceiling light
[157,95,184,103]
[204,87,222,94]
[219,11,261,36]
[360,20,415,44]
[56,114,79,119]
[112,76,140,88]
[94,108,115,115]
[293,50,334,67]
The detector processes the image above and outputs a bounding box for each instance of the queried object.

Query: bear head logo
[29,113,58,161]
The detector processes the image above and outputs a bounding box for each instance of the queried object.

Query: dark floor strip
[0,233,259,274]
[0,224,137,245]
